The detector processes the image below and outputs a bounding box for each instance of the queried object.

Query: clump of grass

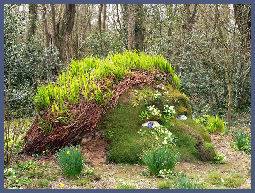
[33,51,180,113]
[207,171,245,188]
[158,172,204,189]
[233,130,251,154]
[174,173,204,189]
[157,180,174,189]
[142,146,180,176]
[56,146,84,177]
[223,174,245,188]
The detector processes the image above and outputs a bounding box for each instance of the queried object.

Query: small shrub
[195,115,225,134]
[142,146,180,176]
[233,130,251,154]
[56,146,84,177]
[213,152,226,164]
[207,115,225,133]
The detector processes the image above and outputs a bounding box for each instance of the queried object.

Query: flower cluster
[147,105,162,117]
[140,105,162,120]
[153,91,162,100]
[139,125,176,147]
[163,105,176,118]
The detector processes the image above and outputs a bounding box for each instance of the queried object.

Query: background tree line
[4,4,251,126]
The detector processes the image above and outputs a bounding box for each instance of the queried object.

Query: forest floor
[4,128,251,189]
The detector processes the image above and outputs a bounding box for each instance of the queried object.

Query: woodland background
[4,4,251,125]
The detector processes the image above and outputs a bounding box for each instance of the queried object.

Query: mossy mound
[22,51,214,160]
[23,52,182,155]
[101,86,216,164]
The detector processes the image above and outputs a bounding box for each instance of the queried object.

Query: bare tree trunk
[42,4,51,47]
[127,5,145,51]
[27,4,38,41]
[51,4,76,64]
[127,5,135,50]
[215,4,233,126]
[50,4,57,46]
[98,4,103,33]
[234,4,251,53]
[102,4,107,31]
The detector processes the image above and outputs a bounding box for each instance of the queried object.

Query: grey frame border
[0,0,254,192]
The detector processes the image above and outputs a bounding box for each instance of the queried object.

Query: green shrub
[233,130,251,154]
[207,115,225,133]
[196,115,225,134]
[142,146,180,176]
[56,146,84,177]
[213,152,226,164]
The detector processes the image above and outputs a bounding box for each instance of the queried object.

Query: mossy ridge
[33,51,180,113]
[101,87,214,164]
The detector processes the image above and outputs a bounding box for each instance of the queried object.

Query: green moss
[103,101,153,164]
[167,119,215,161]
[101,87,213,164]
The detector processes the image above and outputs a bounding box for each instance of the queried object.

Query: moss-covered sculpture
[22,51,216,162]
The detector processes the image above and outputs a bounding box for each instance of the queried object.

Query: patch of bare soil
[175,134,251,189]
[81,131,107,166]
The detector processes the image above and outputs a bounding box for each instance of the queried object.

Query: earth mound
[21,51,215,162]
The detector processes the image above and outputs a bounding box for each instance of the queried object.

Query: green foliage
[157,180,174,189]
[223,174,245,188]
[142,146,180,176]
[4,5,63,117]
[158,171,204,189]
[56,146,84,177]
[195,115,225,134]
[4,118,32,165]
[233,130,251,154]
[174,173,204,189]
[207,171,245,188]
[103,88,212,163]
[4,160,59,188]
[34,51,179,113]
[213,152,226,164]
